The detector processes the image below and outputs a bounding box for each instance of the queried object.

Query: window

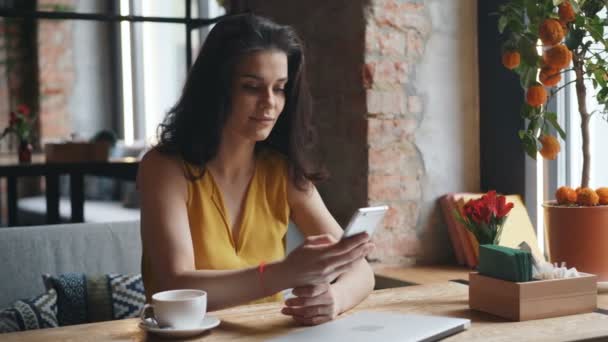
[118,0,225,145]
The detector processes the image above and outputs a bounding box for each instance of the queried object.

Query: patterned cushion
[108,274,146,319]
[0,289,58,333]
[43,273,145,326]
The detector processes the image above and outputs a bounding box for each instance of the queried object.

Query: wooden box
[469,272,597,321]
[44,142,110,163]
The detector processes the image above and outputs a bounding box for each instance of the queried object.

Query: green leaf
[521,103,539,119]
[597,87,608,103]
[545,112,567,139]
[527,117,541,136]
[498,15,509,34]
[520,65,539,88]
[525,1,537,19]
[585,19,605,43]
[523,137,538,159]
[518,38,539,67]
[553,0,565,6]
[518,129,527,139]
[594,69,607,88]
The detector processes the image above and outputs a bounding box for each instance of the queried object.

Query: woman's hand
[281,283,339,325]
[279,233,373,288]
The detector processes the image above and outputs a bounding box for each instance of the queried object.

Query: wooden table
[4,280,608,341]
[373,264,473,285]
[0,155,138,225]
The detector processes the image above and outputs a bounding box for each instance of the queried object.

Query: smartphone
[342,205,389,239]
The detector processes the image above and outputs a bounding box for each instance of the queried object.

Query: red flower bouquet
[1,104,36,143]
[455,191,514,245]
[1,104,37,163]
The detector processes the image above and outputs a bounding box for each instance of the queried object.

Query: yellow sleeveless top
[142,148,290,303]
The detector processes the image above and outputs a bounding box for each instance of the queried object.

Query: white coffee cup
[140,289,207,329]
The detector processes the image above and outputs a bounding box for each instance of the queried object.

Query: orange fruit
[539,66,561,87]
[544,45,572,69]
[556,186,577,205]
[526,85,547,107]
[539,135,560,160]
[502,50,520,70]
[539,19,564,46]
[596,187,608,205]
[559,1,576,23]
[577,187,599,206]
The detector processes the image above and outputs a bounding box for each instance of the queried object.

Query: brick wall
[363,1,430,264]
[37,0,75,141]
[248,0,434,265]
[248,0,370,226]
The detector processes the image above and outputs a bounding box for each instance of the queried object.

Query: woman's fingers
[281,283,338,326]
[317,233,370,258]
[285,294,329,308]
[290,314,332,326]
[281,304,333,318]
[290,283,330,298]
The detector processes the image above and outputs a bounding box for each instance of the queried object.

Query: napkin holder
[469,272,597,321]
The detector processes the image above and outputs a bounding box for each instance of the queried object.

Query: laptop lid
[268,311,471,342]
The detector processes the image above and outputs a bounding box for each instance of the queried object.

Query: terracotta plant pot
[544,201,608,281]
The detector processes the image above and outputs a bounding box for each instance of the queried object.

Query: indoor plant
[498,0,608,280]
[1,104,36,163]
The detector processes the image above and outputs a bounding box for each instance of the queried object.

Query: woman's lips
[250,116,275,123]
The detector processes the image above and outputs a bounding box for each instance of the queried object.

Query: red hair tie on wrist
[258,261,267,296]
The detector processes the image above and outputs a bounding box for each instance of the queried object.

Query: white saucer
[139,315,221,338]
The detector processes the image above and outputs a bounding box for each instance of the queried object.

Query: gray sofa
[0,220,304,308]
[0,221,141,308]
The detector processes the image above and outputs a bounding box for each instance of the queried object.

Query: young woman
[138,14,375,326]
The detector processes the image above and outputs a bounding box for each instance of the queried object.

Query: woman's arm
[284,181,375,324]
[138,150,369,311]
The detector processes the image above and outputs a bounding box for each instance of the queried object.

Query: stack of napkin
[478,244,532,282]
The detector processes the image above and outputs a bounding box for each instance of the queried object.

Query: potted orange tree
[498,0,608,280]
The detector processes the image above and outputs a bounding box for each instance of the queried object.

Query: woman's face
[224,50,288,143]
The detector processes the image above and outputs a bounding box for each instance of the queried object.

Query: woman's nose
[259,87,275,108]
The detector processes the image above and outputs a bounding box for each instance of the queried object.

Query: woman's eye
[273,88,285,93]
[243,84,258,91]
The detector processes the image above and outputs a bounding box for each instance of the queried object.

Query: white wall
[415,0,480,262]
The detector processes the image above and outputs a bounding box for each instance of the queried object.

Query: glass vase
[18,139,32,164]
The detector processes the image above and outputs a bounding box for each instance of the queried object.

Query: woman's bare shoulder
[140,147,182,169]
[138,148,187,186]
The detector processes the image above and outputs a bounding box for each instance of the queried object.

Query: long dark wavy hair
[156,14,325,189]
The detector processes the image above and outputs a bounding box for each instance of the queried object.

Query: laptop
[268,311,471,342]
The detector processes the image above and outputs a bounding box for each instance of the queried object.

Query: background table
[0,155,138,226]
